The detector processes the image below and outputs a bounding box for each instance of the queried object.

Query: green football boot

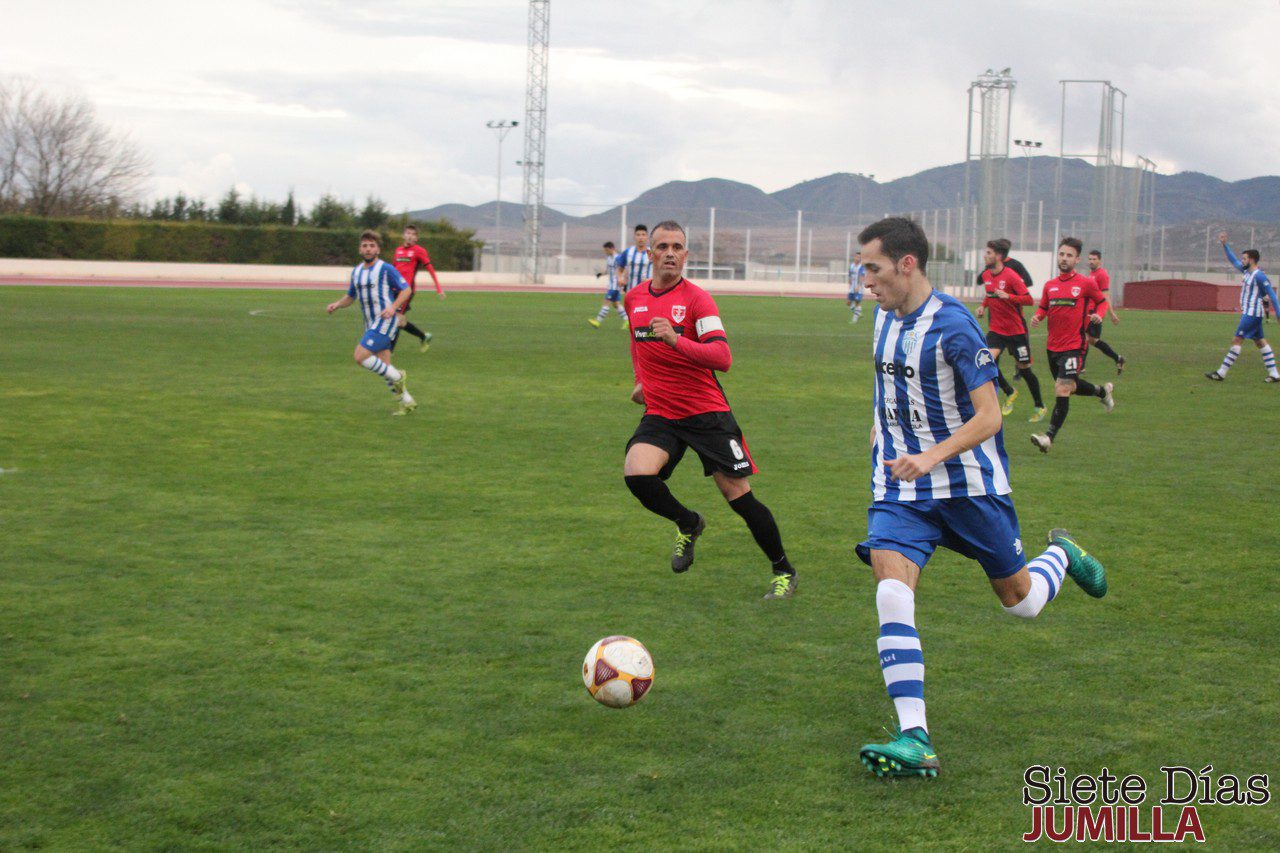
[1048,528,1108,598]
[860,727,939,778]
[420,332,433,353]
[391,369,408,397]
[1001,388,1019,416]
[763,571,798,600]
[671,514,706,573]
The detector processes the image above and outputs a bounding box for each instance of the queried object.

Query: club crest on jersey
[1071,286,1081,297]
[975,348,994,368]
[901,330,918,354]
[670,305,687,324]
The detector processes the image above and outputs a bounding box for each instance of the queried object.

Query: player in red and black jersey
[1028,238,1115,453]
[975,238,1047,421]
[391,224,445,352]
[1084,249,1125,373]
[623,220,797,599]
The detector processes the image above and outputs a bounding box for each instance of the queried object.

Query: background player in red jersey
[1029,238,1115,453]
[1084,249,1125,373]
[975,238,1047,421]
[392,224,444,353]
[622,220,797,599]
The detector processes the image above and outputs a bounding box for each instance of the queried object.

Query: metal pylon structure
[520,0,550,284]
[1055,80,1141,297]
[960,68,1015,281]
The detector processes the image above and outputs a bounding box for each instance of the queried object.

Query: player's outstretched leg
[1048,528,1108,598]
[1260,343,1280,381]
[589,303,610,328]
[1032,396,1069,452]
[1207,344,1240,380]
[859,578,938,778]
[624,474,704,572]
[852,302,863,322]
[723,490,796,598]
[1093,339,1121,364]
[1074,378,1114,412]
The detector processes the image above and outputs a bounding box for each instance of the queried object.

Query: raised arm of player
[1223,240,1246,273]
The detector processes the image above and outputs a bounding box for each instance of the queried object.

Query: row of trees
[132,189,402,230]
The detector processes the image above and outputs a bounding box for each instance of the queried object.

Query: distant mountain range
[410,158,1280,235]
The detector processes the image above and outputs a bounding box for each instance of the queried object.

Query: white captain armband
[695,315,724,338]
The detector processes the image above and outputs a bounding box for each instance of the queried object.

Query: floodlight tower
[520,0,550,284]
[961,68,1015,280]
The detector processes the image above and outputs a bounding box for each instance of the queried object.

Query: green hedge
[0,216,478,270]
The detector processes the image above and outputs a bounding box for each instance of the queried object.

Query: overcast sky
[5,0,1277,213]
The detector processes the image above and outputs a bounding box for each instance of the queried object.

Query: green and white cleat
[860,727,939,778]
[1048,528,1108,598]
[390,369,408,397]
[392,399,418,416]
[587,317,601,328]
[420,332,433,353]
[1001,388,1019,416]
[671,514,706,573]
[763,572,798,600]
[1028,406,1047,423]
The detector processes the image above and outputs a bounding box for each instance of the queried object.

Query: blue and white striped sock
[1261,344,1277,376]
[617,308,628,320]
[1218,345,1241,376]
[876,579,926,733]
[596,305,609,320]
[359,355,401,382]
[1004,545,1068,618]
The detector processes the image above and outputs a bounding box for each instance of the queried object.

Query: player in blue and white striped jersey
[851,218,1109,780]
[1206,232,1280,382]
[326,230,417,415]
[846,252,866,322]
[587,241,628,328]
[614,224,653,292]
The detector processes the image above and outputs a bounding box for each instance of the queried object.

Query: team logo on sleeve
[670,305,687,323]
[975,348,995,368]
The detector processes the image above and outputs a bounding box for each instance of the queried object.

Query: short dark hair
[603,241,615,249]
[987,238,1011,259]
[650,220,687,241]
[404,223,418,232]
[858,217,929,273]
[1245,249,1262,264]
[634,224,648,233]
[1059,236,1083,254]
[1088,249,1102,259]
[360,230,380,245]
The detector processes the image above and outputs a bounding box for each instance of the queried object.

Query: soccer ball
[582,636,654,708]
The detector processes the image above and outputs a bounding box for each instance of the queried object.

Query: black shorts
[985,331,1032,365]
[1047,349,1085,380]
[627,412,757,479]
[1085,319,1102,338]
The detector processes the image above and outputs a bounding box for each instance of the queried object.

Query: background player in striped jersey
[614,224,653,293]
[1029,238,1114,453]
[326,231,416,415]
[622,220,797,599]
[854,217,1107,779]
[1205,232,1280,382]
[975,238,1047,421]
[847,251,866,322]
[1084,250,1125,373]
[587,241,627,328]
[391,224,444,353]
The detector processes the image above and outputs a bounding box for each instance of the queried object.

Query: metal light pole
[1013,139,1042,248]
[855,172,875,228]
[486,120,519,272]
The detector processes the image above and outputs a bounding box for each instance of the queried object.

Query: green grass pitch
[1,286,1277,849]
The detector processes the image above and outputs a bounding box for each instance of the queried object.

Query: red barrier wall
[1124,280,1239,312]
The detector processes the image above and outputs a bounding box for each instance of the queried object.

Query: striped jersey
[1224,243,1278,317]
[615,245,653,290]
[849,262,866,291]
[870,291,1010,502]
[604,253,618,288]
[346,259,407,335]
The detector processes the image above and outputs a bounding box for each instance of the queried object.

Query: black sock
[624,475,699,530]
[402,322,427,342]
[727,491,791,571]
[1093,340,1119,361]
[1018,367,1044,408]
[1074,379,1102,397]
[1047,397,1070,439]
[996,367,1015,396]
